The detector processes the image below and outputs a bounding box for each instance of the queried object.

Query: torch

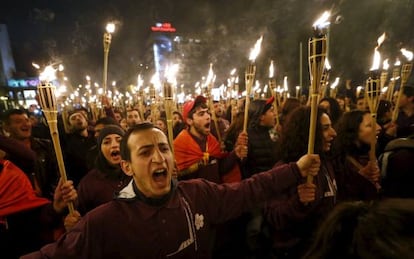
[329,77,340,98]
[269,60,280,127]
[205,64,223,144]
[307,11,329,184]
[103,22,115,95]
[37,66,74,213]
[320,58,331,99]
[243,36,263,133]
[392,48,413,122]
[387,59,401,102]
[163,64,179,154]
[365,33,385,163]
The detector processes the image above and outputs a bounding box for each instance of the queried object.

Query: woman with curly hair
[331,110,381,202]
[264,106,337,259]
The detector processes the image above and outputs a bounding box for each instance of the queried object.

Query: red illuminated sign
[151,23,176,33]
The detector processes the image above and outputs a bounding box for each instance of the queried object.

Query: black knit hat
[97,125,125,149]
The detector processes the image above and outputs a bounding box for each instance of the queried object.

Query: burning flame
[269,60,275,78]
[383,59,389,70]
[137,74,143,89]
[377,33,386,46]
[325,58,331,70]
[39,65,57,82]
[331,77,340,89]
[106,23,116,33]
[249,36,263,62]
[313,11,331,30]
[150,72,161,90]
[235,76,239,84]
[230,68,237,76]
[394,58,401,66]
[206,63,214,86]
[165,63,179,85]
[401,48,413,62]
[32,62,40,70]
[370,33,386,71]
[283,76,288,91]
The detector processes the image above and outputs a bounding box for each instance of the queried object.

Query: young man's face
[69,113,88,131]
[5,113,32,140]
[126,110,141,127]
[187,106,211,138]
[121,128,174,198]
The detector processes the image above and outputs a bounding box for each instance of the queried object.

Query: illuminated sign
[8,78,40,88]
[151,23,176,33]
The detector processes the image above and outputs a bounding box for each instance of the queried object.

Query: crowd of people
[1,76,414,258]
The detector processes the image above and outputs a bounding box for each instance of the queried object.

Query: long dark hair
[304,199,414,259]
[331,110,370,159]
[277,106,326,162]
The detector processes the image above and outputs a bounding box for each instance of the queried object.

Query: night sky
[1,0,414,93]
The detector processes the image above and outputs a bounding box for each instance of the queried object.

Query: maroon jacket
[22,162,302,259]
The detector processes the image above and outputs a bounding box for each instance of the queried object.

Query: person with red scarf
[174,96,247,184]
[0,138,77,258]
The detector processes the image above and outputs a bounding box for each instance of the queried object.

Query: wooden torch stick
[38,82,74,214]
[243,63,256,133]
[307,22,328,184]
[163,82,175,155]
[392,63,412,122]
[365,74,381,162]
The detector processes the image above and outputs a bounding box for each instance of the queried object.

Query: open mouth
[110,150,121,158]
[152,168,167,181]
[204,123,210,129]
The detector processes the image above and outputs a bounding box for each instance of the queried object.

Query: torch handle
[48,121,75,214]
[369,114,377,162]
[165,100,175,155]
[307,94,319,184]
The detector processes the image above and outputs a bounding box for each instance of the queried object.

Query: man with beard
[210,100,230,143]
[61,109,96,186]
[3,109,59,199]
[174,96,244,184]
[126,108,143,128]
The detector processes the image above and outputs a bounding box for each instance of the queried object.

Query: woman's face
[101,134,122,165]
[320,113,337,152]
[357,113,381,145]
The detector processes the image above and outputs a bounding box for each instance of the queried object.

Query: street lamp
[103,22,115,94]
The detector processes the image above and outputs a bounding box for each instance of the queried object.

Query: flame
[112,81,116,87]
[370,48,381,71]
[381,86,388,93]
[150,72,161,90]
[370,33,386,71]
[313,11,331,30]
[86,75,91,81]
[137,74,143,89]
[249,36,263,62]
[283,76,288,91]
[401,48,413,61]
[377,33,386,47]
[235,76,239,84]
[325,58,331,70]
[230,68,237,76]
[383,59,389,70]
[165,63,179,85]
[206,63,214,85]
[269,60,275,78]
[39,65,57,82]
[32,62,40,70]
[58,64,64,71]
[331,77,340,89]
[394,58,401,66]
[106,23,116,33]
